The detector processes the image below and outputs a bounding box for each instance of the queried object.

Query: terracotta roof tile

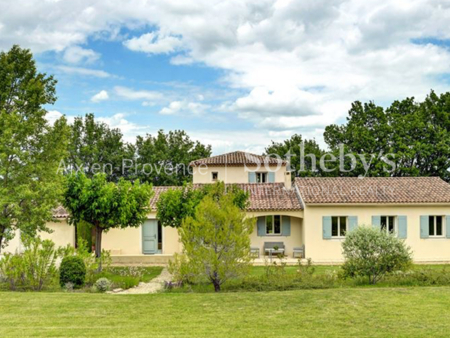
[52,206,70,219]
[295,177,450,204]
[189,151,286,167]
[149,183,302,212]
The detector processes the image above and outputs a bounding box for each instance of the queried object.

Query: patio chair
[293,245,305,259]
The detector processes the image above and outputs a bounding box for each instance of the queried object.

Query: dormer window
[212,172,218,182]
[256,172,268,183]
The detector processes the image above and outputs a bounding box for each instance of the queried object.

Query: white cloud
[56,65,112,78]
[3,0,450,143]
[97,113,148,143]
[63,45,100,64]
[123,31,183,54]
[114,86,163,102]
[46,110,63,125]
[159,100,209,115]
[91,90,109,103]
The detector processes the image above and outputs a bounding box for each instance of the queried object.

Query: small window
[429,216,444,237]
[331,216,347,237]
[266,215,282,235]
[256,172,268,183]
[211,172,218,182]
[381,216,396,234]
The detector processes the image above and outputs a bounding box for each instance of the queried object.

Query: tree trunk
[212,271,221,292]
[213,280,221,292]
[95,224,103,272]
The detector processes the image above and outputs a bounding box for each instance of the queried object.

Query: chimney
[284,171,292,189]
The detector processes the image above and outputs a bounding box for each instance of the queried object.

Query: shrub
[59,256,86,289]
[341,226,412,284]
[94,277,112,292]
[0,237,60,291]
[60,239,111,285]
[174,184,254,292]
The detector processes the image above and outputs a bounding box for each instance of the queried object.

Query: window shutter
[420,215,429,239]
[446,216,450,239]
[257,217,265,236]
[323,216,332,239]
[372,216,381,229]
[397,215,407,239]
[348,216,358,232]
[268,172,275,183]
[282,216,291,236]
[248,172,256,183]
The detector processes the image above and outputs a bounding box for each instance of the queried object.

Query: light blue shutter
[282,216,291,236]
[323,216,332,239]
[372,216,381,229]
[397,216,407,239]
[348,216,358,233]
[248,172,256,183]
[268,172,275,183]
[420,216,429,239]
[257,217,265,236]
[446,216,450,239]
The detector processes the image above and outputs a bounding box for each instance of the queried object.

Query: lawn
[2,287,450,337]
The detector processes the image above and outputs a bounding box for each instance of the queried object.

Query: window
[211,172,218,182]
[381,216,396,234]
[331,216,347,237]
[266,215,282,235]
[256,172,268,183]
[429,216,444,237]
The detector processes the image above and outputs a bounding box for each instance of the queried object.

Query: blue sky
[1,0,450,154]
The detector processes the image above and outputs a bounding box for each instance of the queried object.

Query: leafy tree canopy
[324,91,450,180]
[133,130,212,186]
[67,113,133,182]
[0,45,69,251]
[157,182,249,228]
[63,173,153,270]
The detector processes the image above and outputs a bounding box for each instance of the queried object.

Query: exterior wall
[304,204,450,263]
[248,211,303,258]
[2,220,75,254]
[40,221,76,248]
[102,212,182,255]
[192,165,286,184]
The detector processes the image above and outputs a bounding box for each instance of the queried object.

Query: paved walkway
[110,268,172,294]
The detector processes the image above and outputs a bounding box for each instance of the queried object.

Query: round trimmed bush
[59,256,86,289]
[94,277,112,292]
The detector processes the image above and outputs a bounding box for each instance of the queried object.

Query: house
[4,151,450,264]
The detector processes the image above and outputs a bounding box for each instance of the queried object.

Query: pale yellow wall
[249,213,303,257]
[2,230,23,254]
[192,165,286,184]
[304,204,450,263]
[102,212,182,255]
[40,221,76,248]
[2,221,75,254]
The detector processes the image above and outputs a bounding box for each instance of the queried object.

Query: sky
[1,0,450,155]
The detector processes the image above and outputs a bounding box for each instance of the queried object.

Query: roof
[53,205,70,219]
[149,183,302,212]
[189,151,286,167]
[295,177,450,204]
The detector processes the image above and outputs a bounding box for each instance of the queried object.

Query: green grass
[2,287,450,337]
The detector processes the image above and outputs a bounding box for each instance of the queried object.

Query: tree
[63,173,153,270]
[0,45,69,252]
[67,113,133,182]
[157,182,249,228]
[341,226,412,284]
[133,130,212,186]
[265,134,328,177]
[324,92,450,180]
[174,187,254,292]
